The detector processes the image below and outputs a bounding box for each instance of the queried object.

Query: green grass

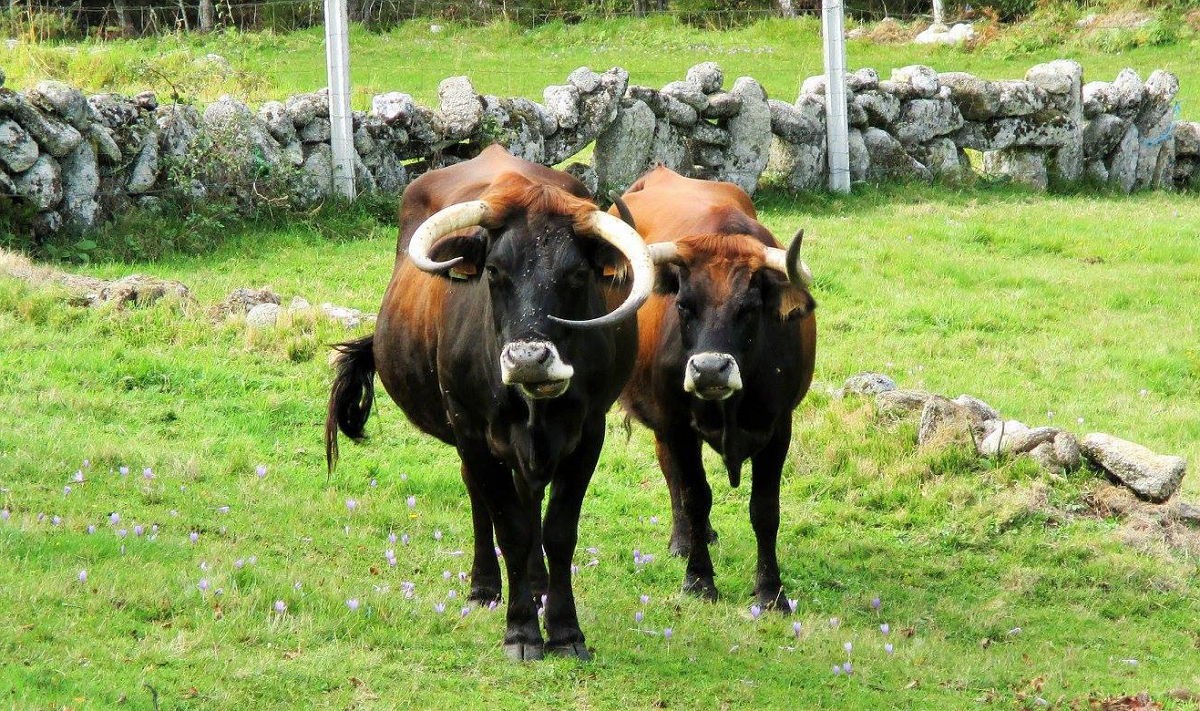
[2,182,1199,709]
[3,15,1199,113]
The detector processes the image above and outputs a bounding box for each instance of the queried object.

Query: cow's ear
[429,230,488,281]
[762,271,815,321]
[581,240,629,283]
[654,264,681,295]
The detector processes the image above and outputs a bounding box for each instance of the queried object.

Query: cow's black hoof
[546,642,592,661]
[503,642,545,662]
[682,574,718,601]
[467,584,502,605]
[756,586,790,613]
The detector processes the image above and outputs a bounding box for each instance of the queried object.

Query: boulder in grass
[917,395,975,447]
[842,372,896,397]
[1081,433,1186,503]
[875,389,933,416]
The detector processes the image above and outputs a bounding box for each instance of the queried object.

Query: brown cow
[611,165,816,611]
[327,145,655,659]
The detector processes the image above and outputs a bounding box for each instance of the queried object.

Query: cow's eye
[676,300,695,319]
[565,265,591,287]
[485,264,508,287]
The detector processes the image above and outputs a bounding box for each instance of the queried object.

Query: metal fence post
[822,0,850,193]
[324,0,356,200]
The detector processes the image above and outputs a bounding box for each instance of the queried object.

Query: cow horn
[406,200,492,272]
[763,230,813,287]
[549,211,654,330]
[647,242,681,265]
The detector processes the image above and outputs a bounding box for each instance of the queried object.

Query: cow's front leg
[542,417,603,660]
[658,436,719,558]
[461,462,502,604]
[661,428,718,600]
[749,423,790,612]
[526,485,549,608]
[460,442,543,660]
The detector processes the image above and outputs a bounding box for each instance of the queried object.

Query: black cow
[326,145,654,660]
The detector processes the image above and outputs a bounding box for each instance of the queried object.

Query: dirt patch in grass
[1082,482,1200,559]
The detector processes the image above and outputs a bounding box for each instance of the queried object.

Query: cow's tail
[325,335,376,475]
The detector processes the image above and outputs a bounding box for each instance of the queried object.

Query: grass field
[3,15,1199,114]
[2,181,1199,709]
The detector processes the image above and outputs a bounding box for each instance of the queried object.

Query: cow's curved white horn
[647,242,681,265]
[763,239,813,287]
[550,211,654,330]
[406,200,492,272]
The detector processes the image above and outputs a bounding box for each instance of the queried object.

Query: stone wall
[1,61,1197,238]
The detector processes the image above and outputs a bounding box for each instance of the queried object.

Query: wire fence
[1,0,1016,40]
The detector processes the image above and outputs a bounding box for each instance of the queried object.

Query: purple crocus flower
[635,611,644,624]
[844,641,853,653]
[388,531,397,544]
[134,525,144,537]
[109,512,120,525]
[0,509,8,521]
[143,468,154,480]
[293,581,302,590]
[189,531,199,543]
[117,528,128,538]
[460,606,470,618]
[217,506,230,514]
[586,547,599,555]
[458,572,468,582]
[370,479,377,488]
[274,600,287,613]
[832,665,842,676]
[750,605,762,620]
[871,597,881,610]
[792,621,802,637]
[347,598,360,611]
[78,569,88,583]
[434,603,445,614]
[433,530,443,541]
[52,516,62,526]
[256,464,267,478]
[63,486,72,496]
[663,628,673,641]
[842,661,853,675]
[829,617,840,629]
[442,570,452,580]
[346,499,358,512]
[235,559,245,569]
[82,459,90,468]
[74,471,84,482]
[37,512,45,522]
[494,546,501,557]
[248,556,257,565]
[488,600,498,610]
[571,564,579,575]
[119,466,129,476]
[649,516,659,524]
[448,590,458,599]
[198,579,210,592]
[87,525,95,534]
[880,623,890,635]
[885,643,894,655]
[151,524,158,535]
[400,473,408,482]
[640,594,650,605]
[788,598,798,613]
[406,496,416,509]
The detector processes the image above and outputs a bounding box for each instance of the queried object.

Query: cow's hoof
[756,587,790,613]
[467,585,501,605]
[682,574,718,601]
[546,642,592,661]
[503,642,545,662]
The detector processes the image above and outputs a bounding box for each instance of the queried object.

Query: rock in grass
[842,372,896,397]
[1081,433,1186,503]
[875,389,933,416]
[246,302,282,328]
[917,395,975,447]
[977,419,1029,456]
